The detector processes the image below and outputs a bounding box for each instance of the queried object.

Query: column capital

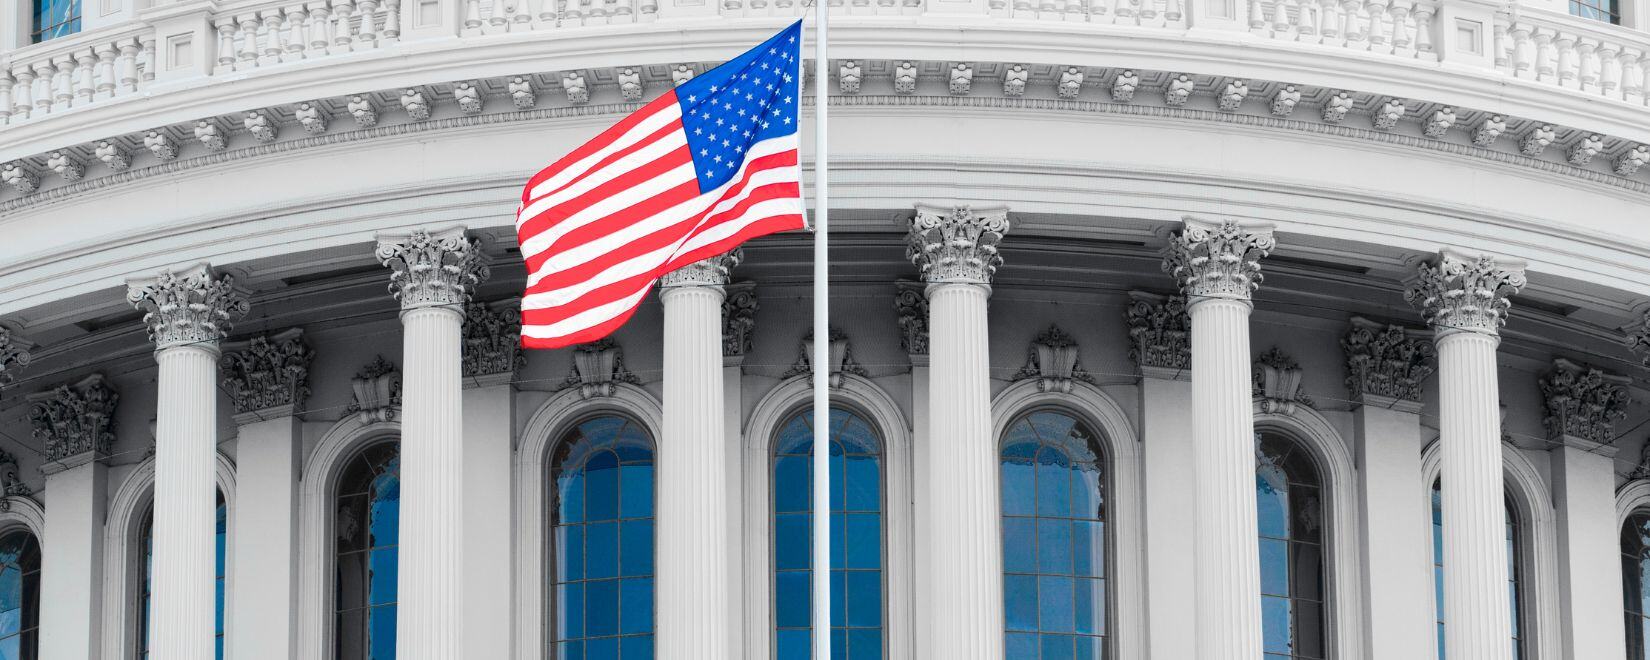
[1628,310,1650,367]
[126,263,249,350]
[220,328,314,424]
[906,204,1010,285]
[0,328,32,389]
[374,226,490,311]
[660,249,742,289]
[1404,248,1527,337]
[1162,217,1275,303]
[1540,358,1631,448]
[1342,317,1435,408]
[27,374,118,463]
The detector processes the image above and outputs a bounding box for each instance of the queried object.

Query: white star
[784,117,792,125]
[737,108,747,117]
[743,129,752,138]
[710,85,719,92]
[783,74,794,83]
[713,154,722,163]
[735,144,744,153]
[688,95,698,103]
[694,127,703,135]
[784,95,793,104]
[769,47,777,54]
[722,139,730,147]
[788,36,795,43]
[761,121,771,129]
[771,108,780,117]
[715,117,725,126]
[700,148,708,155]
[701,111,711,120]
[723,102,733,110]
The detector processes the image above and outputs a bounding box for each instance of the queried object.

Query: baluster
[1090,0,1113,23]
[1038,0,1057,19]
[118,40,140,91]
[215,18,239,72]
[51,58,74,112]
[333,0,356,50]
[284,8,309,60]
[1511,24,1533,76]
[1247,0,1266,33]
[381,0,400,41]
[1577,40,1600,92]
[1492,17,1509,68]
[1367,0,1388,51]
[73,51,96,105]
[1342,0,1365,44]
[356,0,379,45]
[636,0,655,17]
[509,0,532,29]
[1272,0,1291,36]
[0,74,12,124]
[11,68,32,120]
[536,0,558,27]
[139,37,156,81]
[488,0,507,30]
[1642,53,1650,106]
[1413,3,1433,54]
[261,10,286,64]
[308,3,333,54]
[1294,0,1316,41]
[1619,49,1642,101]
[1164,0,1181,21]
[31,63,53,115]
[1556,34,1578,87]
[1390,3,1410,51]
[94,44,117,99]
[1600,44,1622,98]
[464,0,485,30]
[1139,0,1158,22]
[1319,0,1340,40]
[238,15,263,68]
[1534,31,1556,81]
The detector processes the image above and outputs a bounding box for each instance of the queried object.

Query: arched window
[0,528,41,659]
[548,415,656,659]
[1255,432,1325,660]
[334,441,400,660]
[999,409,1107,659]
[31,0,81,42]
[1431,480,1523,659]
[772,407,884,659]
[139,492,227,659]
[1622,510,1650,659]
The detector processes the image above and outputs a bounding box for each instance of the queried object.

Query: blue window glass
[1569,0,1620,24]
[1432,480,1523,659]
[551,415,655,659]
[1623,511,1650,660]
[999,410,1106,660]
[139,492,226,660]
[30,0,81,43]
[772,407,884,660]
[0,529,40,660]
[335,441,400,660]
[1255,432,1324,660]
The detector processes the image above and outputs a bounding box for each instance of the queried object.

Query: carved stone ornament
[722,282,758,358]
[345,355,401,423]
[375,227,490,310]
[783,327,868,389]
[1056,67,1083,99]
[1217,79,1248,112]
[561,338,641,399]
[659,249,741,288]
[1472,115,1506,146]
[1341,317,1435,404]
[1013,325,1096,393]
[1110,70,1139,103]
[906,205,1011,285]
[1632,441,1650,481]
[0,450,30,497]
[1629,310,1650,367]
[220,328,314,419]
[894,281,929,355]
[1403,249,1527,337]
[1253,347,1314,415]
[1164,74,1194,106]
[510,77,537,109]
[1540,358,1631,446]
[839,61,863,94]
[28,374,118,462]
[1126,290,1191,372]
[1269,84,1300,117]
[1161,218,1275,302]
[1321,91,1354,123]
[1003,64,1029,97]
[463,300,526,380]
[0,329,31,388]
[125,264,250,350]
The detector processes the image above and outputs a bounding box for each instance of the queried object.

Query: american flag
[516,21,807,349]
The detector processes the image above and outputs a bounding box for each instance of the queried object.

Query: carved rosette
[374,227,490,310]
[220,328,314,418]
[894,281,929,355]
[0,450,30,497]
[1253,347,1313,415]
[783,327,868,389]
[659,249,742,288]
[906,205,1011,285]
[463,300,526,379]
[1539,359,1631,446]
[1012,325,1095,393]
[561,338,641,399]
[1161,218,1275,302]
[1126,291,1191,371]
[125,265,250,350]
[345,356,402,423]
[1404,249,1527,337]
[721,282,758,358]
[0,329,31,388]
[1341,318,1435,404]
[28,374,118,462]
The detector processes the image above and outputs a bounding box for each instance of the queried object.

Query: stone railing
[1,24,156,124]
[1245,0,1438,61]
[207,0,404,73]
[1497,7,1650,105]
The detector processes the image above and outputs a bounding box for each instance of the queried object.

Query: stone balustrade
[211,0,403,73]
[1,24,154,124]
[1498,9,1650,105]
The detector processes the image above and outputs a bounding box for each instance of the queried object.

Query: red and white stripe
[515,92,805,349]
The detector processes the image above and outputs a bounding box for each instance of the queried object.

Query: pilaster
[721,279,756,655]
[39,451,107,660]
[895,280,932,660]
[458,296,519,659]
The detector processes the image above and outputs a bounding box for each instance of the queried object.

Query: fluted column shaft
[1187,297,1264,659]
[398,305,466,660]
[658,273,731,658]
[926,281,1003,659]
[150,343,221,660]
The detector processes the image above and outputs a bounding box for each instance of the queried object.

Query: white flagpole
[809,5,832,660]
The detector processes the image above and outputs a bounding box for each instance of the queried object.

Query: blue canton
[676,21,803,193]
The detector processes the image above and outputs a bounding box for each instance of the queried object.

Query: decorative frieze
[348,95,379,127]
[29,374,118,461]
[143,130,178,160]
[0,450,30,497]
[906,204,1011,285]
[462,300,526,380]
[220,328,313,420]
[1,163,38,194]
[0,329,30,388]
[295,102,329,134]
[894,281,929,355]
[1126,290,1191,372]
[1013,325,1094,393]
[194,121,228,151]
[46,151,83,181]
[1341,317,1434,405]
[1161,218,1275,302]
[1617,145,1650,177]
[1253,347,1313,414]
[670,65,695,87]
[1404,249,1526,336]
[561,338,640,399]
[721,282,758,358]
[375,227,490,310]
[1539,358,1631,446]
[783,327,867,388]
[125,264,250,350]
[563,73,590,105]
[95,140,131,171]
[345,355,401,423]
[244,111,278,143]
[618,68,644,102]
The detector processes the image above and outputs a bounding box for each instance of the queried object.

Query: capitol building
[4,0,1650,658]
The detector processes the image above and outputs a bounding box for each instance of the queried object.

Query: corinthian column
[127,264,248,660]
[1405,249,1525,660]
[908,204,1008,660]
[656,250,741,659]
[375,227,488,660]
[1162,218,1274,660]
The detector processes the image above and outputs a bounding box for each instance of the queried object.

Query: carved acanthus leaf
[906,205,1010,285]
[375,227,490,309]
[1629,310,1650,367]
[560,338,641,399]
[0,329,31,388]
[722,282,758,358]
[345,356,401,423]
[125,264,249,349]
[1253,347,1313,415]
[1126,291,1190,371]
[1404,249,1526,336]
[894,281,929,355]
[1341,318,1434,403]
[1162,218,1275,301]
[1540,359,1631,446]
[29,374,118,462]
[463,300,526,379]
[783,327,868,389]
[1013,325,1095,393]
[220,329,314,417]
[659,249,741,288]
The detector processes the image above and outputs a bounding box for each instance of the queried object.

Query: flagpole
[809,5,832,660]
